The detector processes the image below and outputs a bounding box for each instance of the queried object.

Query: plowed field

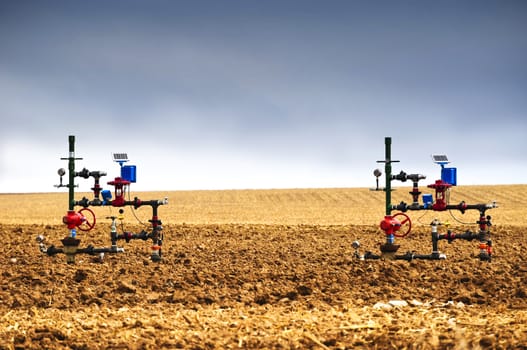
[1,185,526,349]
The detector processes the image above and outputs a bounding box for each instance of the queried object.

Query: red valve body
[108,177,131,207]
[427,180,452,211]
[380,215,402,235]
[63,210,85,229]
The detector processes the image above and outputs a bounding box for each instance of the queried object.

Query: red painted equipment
[62,208,95,231]
[380,213,411,238]
[107,177,131,207]
[41,135,169,264]
[63,210,85,230]
[427,180,452,211]
[353,137,498,262]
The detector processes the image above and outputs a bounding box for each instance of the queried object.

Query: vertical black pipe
[68,135,75,211]
[385,137,392,215]
[432,231,439,252]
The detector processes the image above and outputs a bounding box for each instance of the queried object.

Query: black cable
[448,210,473,225]
[126,185,147,227]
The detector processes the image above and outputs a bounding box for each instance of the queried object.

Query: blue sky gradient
[1,1,526,192]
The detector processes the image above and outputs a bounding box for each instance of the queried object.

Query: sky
[1,0,526,193]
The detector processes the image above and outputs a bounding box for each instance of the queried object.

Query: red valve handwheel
[392,212,412,238]
[77,208,96,231]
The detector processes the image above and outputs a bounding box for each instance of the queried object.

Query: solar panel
[432,155,449,164]
[112,153,129,163]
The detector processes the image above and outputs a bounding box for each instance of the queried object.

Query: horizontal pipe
[117,231,149,242]
[77,245,124,254]
[44,245,63,256]
[42,245,124,256]
[394,252,446,261]
[74,197,168,208]
[437,230,481,242]
[391,201,497,213]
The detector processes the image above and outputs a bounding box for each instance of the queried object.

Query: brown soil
[1,221,526,349]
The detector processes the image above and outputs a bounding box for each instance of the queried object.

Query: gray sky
[1,1,526,193]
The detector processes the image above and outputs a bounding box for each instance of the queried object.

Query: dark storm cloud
[1,1,526,191]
